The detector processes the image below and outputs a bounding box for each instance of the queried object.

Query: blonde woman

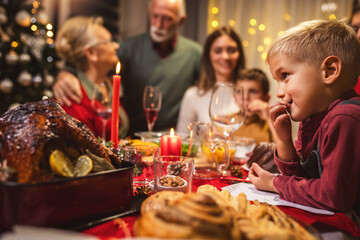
[55,16,129,139]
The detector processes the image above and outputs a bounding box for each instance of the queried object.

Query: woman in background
[176,26,246,132]
[55,16,129,140]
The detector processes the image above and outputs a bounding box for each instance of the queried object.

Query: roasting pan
[0,161,134,231]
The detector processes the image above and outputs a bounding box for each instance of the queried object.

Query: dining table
[81,168,360,240]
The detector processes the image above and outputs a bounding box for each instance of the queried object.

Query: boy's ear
[321,56,341,85]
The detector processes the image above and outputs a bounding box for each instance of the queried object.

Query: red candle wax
[160,128,182,157]
[111,62,121,148]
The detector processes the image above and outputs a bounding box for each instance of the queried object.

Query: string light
[211,20,219,28]
[283,13,292,22]
[46,24,53,30]
[228,19,236,27]
[263,37,271,45]
[261,52,267,60]
[31,25,37,31]
[212,7,219,14]
[257,45,264,52]
[278,31,284,36]
[208,0,219,32]
[46,31,53,38]
[33,1,40,9]
[242,40,249,47]
[11,41,18,48]
[259,24,266,31]
[248,27,256,35]
[329,14,336,19]
[249,18,257,26]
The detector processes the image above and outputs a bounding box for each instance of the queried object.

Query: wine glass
[91,82,112,144]
[209,82,246,140]
[143,85,162,132]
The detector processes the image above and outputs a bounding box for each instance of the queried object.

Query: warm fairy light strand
[206,3,339,60]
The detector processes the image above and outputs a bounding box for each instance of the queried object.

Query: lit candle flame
[170,128,175,137]
[116,61,121,74]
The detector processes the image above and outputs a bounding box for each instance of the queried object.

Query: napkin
[222,182,334,215]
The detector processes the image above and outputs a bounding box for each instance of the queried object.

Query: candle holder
[122,145,159,185]
[153,156,194,193]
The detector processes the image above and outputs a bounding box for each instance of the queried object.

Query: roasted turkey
[0,99,121,183]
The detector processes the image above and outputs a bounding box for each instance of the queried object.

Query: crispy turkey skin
[0,99,121,183]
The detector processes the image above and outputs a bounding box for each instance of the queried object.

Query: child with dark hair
[233,68,275,144]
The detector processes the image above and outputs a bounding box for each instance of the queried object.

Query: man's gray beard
[150,26,177,42]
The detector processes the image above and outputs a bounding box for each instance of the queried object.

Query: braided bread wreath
[134,190,239,239]
[134,185,316,240]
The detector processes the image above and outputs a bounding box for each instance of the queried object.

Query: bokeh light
[248,27,256,35]
[249,18,257,26]
[33,1,40,9]
[264,37,271,45]
[211,20,219,28]
[261,52,268,60]
[46,31,53,38]
[11,41,18,48]
[228,19,236,27]
[212,7,219,14]
[259,24,266,31]
[31,25,37,31]
[283,13,292,22]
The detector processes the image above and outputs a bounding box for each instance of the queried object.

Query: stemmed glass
[143,85,162,132]
[91,82,112,144]
[209,82,246,140]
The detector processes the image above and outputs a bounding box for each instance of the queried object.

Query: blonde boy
[248,19,360,223]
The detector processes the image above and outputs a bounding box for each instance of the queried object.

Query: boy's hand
[248,163,278,193]
[268,101,298,162]
[247,99,269,121]
[53,71,82,106]
[268,101,292,142]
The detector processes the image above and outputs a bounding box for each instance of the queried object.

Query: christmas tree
[0,0,58,114]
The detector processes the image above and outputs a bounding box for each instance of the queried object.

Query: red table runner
[84,172,360,238]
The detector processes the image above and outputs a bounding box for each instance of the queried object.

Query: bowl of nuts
[150,175,188,192]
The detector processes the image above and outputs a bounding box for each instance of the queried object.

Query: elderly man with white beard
[53,0,202,136]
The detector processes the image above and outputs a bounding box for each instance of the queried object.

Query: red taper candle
[111,61,121,148]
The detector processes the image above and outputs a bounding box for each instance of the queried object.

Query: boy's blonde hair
[55,16,104,71]
[266,19,360,82]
